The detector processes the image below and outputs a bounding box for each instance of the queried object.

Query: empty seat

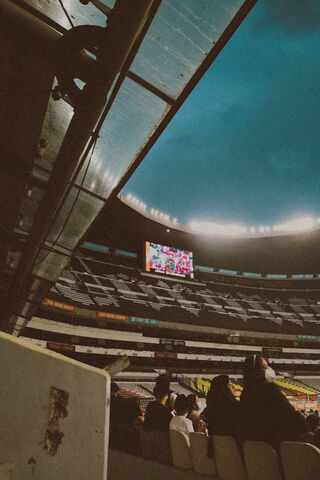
[189,432,217,475]
[169,429,192,470]
[281,441,320,480]
[243,441,283,480]
[213,435,247,480]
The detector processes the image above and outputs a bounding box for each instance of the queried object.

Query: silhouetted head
[174,394,189,416]
[243,354,270,387]
[207,375,236,406]
[155,374,170,392]
[186,393,200,413]
[307,414,320,433]
[153,382,169,403]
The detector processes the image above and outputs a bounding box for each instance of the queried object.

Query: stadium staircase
[138,384,154,396]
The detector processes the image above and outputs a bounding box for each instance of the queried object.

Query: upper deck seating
[45,254,320,336]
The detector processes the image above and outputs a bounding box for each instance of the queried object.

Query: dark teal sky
[123,0,320,227]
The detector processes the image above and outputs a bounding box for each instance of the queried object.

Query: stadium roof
[0,0,257,334]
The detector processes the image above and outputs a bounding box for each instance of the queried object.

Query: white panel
[0,332,110,480]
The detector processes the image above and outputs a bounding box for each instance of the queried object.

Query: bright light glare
[125,192,319,236]
[276,217,316,232]
[190,221,247,236]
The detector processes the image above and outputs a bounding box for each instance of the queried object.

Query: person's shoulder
[267,381,282,394]
[185,416,193,427]
[169,415,178,427]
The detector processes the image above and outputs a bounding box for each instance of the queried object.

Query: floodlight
[189,220,246,236]
[277,216,315,232]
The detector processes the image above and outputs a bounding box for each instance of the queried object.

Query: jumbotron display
[145,242,194,279]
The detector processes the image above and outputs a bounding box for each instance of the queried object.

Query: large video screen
[145,242,194,279]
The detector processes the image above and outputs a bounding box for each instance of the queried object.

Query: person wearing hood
[240,354,307,452]
[206,375,242,443]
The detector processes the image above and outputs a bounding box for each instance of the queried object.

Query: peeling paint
[42,387,69,456]
[27,456,37,475]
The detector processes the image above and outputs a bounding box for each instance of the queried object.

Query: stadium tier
[19,244,320,382]
[40,247,320,337]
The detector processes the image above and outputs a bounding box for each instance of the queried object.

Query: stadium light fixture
[124,193,319,236]
[189,220,247,236]
[276,216,316,232]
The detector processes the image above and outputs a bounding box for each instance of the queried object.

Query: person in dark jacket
[144,382,172,432]
[206,375,242,442]
[240,354,307,452]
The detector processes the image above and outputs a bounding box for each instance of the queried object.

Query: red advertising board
[97,311,129,321]
[154,352,177,359]
[47,342,75,352]
[44,298,76,312]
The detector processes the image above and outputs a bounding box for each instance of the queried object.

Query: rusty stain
[42,387,69,456]
[28,457,37,475]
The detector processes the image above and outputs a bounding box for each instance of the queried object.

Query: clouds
[256,0,320,36]
[124,0,320,226]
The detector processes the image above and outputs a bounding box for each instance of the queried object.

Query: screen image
[145,242,194,279]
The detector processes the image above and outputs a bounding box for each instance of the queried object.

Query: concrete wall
[0,331,110,480]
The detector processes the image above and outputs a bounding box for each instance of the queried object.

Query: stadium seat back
[151,430,172,464]
[189,432,217,475]
[243,440,283,480]
[139,428,154,460]
[169,430,192,470]
[213,435,247,480]
[281,441,320,480]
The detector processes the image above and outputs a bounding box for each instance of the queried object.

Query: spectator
[301,413,320,444]
[170,395,194,446]
[155,374,177,412]
[144,382,172,432]
[121,396,144,425]
[187,394,203,432]
[109,384,143,454]
[313,429,320,449]
[109,382,122,448]
[306,414,320,434]
[205,375,242,443]
[241,354,307,452]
